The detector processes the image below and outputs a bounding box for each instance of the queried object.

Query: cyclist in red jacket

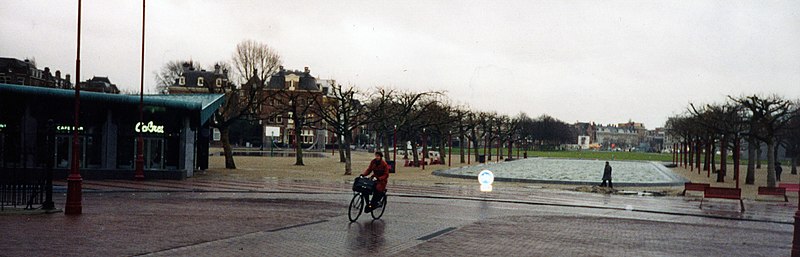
[362,151,390,212]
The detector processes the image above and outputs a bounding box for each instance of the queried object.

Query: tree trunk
[704,137,711,171]
[746,136,756,184]
[508,139,514,159]
[711,143,717,174]
[344,133,353,175]
[220,127,236,169]
[439,139,446,166]
[766,140,776,187]
[718,135,727,182]
[337,135,346,163]
[383,135,391,162]
[756,145,762,169]
[694,137,703,169]
[411,139,419,164]
[792,156,798,175]
[293,122,304,166]
[459,135,466,164]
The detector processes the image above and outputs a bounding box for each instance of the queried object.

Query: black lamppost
[134,0,146,180]
[65,0,84,215]
[42,120,55,211]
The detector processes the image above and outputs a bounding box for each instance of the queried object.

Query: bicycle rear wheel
[371,195,387,220]
[348,193,364,222]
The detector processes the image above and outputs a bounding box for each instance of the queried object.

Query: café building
[0,83,224,179]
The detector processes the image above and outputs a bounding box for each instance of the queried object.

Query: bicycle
[348,176,387,222]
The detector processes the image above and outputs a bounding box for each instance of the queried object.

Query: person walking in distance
[600,161,613,188]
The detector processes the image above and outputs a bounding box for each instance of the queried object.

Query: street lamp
[134,0,146,181]
[65,0,84,215]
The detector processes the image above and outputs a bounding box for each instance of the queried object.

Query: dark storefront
[0,83,224,179]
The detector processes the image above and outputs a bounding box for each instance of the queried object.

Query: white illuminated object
[478,169,494,192]
[135,121,165,133]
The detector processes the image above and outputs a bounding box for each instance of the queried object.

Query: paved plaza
[0,178,795,256]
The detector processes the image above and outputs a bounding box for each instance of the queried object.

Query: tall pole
[65,0,84,215]
[134,0,146,180]
[792,170,800,256]
[448,130,452,167]
[392,125,397,163]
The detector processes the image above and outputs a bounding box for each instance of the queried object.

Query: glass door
[54,135,85,169]
[136,138,164,170]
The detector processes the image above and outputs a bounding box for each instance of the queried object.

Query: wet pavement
[0,178,794,256]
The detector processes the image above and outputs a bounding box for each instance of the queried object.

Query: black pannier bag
[352,177,376,194]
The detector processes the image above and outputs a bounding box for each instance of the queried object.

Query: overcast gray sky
[2,0,799,128]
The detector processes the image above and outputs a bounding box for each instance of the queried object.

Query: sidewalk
[54,176,797,224]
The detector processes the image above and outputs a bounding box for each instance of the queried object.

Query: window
[216,78,222,87]
[198,77,204,87]
[276,116,282,123]
[179,76,185,86]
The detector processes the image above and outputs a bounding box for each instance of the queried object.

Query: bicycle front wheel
[371,194,387,220]
[348,193,364,222]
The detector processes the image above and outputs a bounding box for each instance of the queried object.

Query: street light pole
[793,171,800,256]
[65,0,84,215]
[134,0,146,180]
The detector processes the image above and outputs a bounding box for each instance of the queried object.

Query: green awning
[0,83,225,124]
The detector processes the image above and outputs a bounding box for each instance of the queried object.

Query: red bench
[778,183,800,193]
[683,182,710,195]
[757,187,788,202]
[701,187,744,212]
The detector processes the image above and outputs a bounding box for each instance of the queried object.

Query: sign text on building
[57,125,84,131]
[135,121,165,134]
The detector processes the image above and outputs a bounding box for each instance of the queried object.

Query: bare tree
[267,85,321,166]
[211,40,282,169]
[315,83,386,175]
[154,60,199,93]
[731,95,795,187]
[231,39,282,85]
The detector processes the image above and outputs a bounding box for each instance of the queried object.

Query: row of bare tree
[155,40,578,175]
[667,95,800,187]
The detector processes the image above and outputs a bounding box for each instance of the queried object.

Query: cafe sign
[57,125,84,131]
[135,121,165,134]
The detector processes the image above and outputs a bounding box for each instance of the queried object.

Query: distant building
[595,124,639,150]
[79,76,120,94]
[573,122,597,143]
[167,62,233,94]
[0,57,72,89]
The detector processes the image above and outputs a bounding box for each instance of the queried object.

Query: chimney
[279,65,284,71]
[304,67,310,73]
[55,70,61,79]
[214,64,220,73]
[65,74,71,83]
